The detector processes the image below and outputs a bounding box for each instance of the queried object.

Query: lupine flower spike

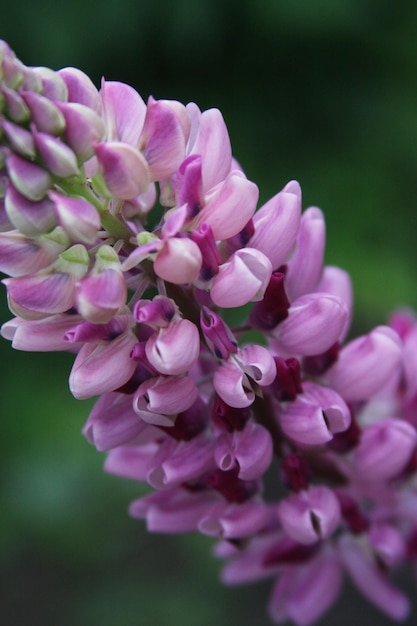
[2,39,417,625]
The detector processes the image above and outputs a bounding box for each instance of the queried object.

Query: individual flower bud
[56,101,105,161]
[21,91,66,135]
[3,270,74,319]
[326,326,402,402]
[100,79,146,144]
[250,270,290,331]
[339,534,410,621]
[189,107,232,190]
[69,327,138,399]
[76,245,126,323]
[210,248,272,308]
[213,345,277,408]
[191,222,222,281]
[1,312,83,351]
[5,183,56,236]
[134,296,177,329]
[133,375,198,427]
[248,181,302,270]
[1,85,30,122]
[94,141,150,199]
[33,130,79,178]
[352,418,416,481]
[368,523,405,569]
[316,265,353,341]
[268,549,343,626]
[65,313,134,345]
[200,306,238,360]
[1,119,36,158]
[0,228,66,276]
[145,318,200,375]
[271,293,348,356]
[83,391,160,451]
[214,422,273,480]
[198,499,271,539]
[175,154,203,215]
[32,66,68,101]
[49,191,100,244]
[284,206,326,301]
[58,67,102,113]
[154,236,202,284]
[278,382,351,446]
[6,153,51,201]
[192,171,259,241]
[402,324,417,401]
[140,96,187,180]
[2,243,89,319]
[278,486,341,544]
[129,486,220,533]
[147,436,215,489]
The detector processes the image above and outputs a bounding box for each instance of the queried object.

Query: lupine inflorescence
[2,39,417,624]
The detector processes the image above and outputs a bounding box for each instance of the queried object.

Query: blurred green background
[2,1,417,624]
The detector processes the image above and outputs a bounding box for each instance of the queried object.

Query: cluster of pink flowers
[2,39,417,624]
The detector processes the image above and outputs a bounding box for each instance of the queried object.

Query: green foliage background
[1,1,417,624]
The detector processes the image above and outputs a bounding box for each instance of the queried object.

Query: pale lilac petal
[215,423,273,480]
[3,272,77,317]
[49,192,100,244]
[1,313,83,351]
[272,293,348,356]
[133,376,198,426]
[214,359,254,408]
[95,141,150,199]
[403,325,417,400]
[268,549,343,626]
[58,67,102,112]
[278,486,341,544]
[5,183,56,237]
[69,331,137,399]
[145,319,200,375]
[57,102,105,161]
[368,523,405,568]
[129,487,220,533]
[285,206,326,301]
[154,237,202,284]
[249,183,302,270]
[190,107,232,190]
[339,535,410,620]
[84,392,160,451]
[100,80,146,144]
[211,248,272,308]
[104,443,160,481]
[22,91,66,135]
[199,500,271,539]
[76,269,127,323]
[141,97,186,180]
[316,265,353,341]
[239,344,277,387]
[194,171,258,240]
[6,153,51,201]
[326,326,402,402]
[0,230,64,276]
[34,131,80,178]
[352,418,416,481]
[148,436,215,488]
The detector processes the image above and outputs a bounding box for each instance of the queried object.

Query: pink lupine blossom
[3,39,417,626]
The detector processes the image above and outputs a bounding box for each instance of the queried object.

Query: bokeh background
[2,1,417,624]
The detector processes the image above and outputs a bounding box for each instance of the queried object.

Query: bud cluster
[2,40,417,625]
